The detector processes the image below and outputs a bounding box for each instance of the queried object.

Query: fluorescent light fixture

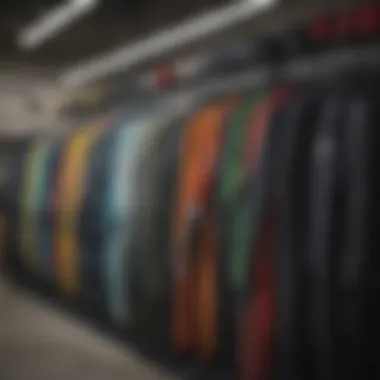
[61,0,277,87]
[18,0,100,50]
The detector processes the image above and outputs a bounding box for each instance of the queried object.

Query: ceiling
[0,0,228,68]
[0,0,368,80]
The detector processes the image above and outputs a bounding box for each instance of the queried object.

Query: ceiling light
[18,0,100,50]
[61,0,277,87]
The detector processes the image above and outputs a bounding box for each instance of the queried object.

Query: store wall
[0,73,69,139]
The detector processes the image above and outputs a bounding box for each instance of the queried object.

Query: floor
[0,280,177,380]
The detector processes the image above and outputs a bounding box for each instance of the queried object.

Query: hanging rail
[172,43,380,101]
[61,42,380,117]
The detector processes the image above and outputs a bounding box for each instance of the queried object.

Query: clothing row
[3,73,380,380]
